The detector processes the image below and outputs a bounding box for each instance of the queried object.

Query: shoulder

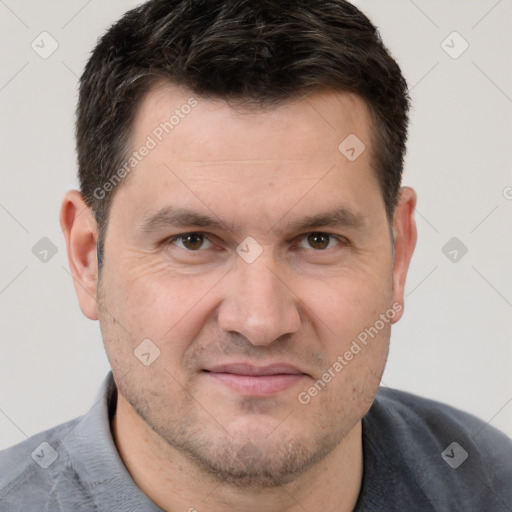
[0,417,90,511]
[365,387,512,510]
[374,387,512,455]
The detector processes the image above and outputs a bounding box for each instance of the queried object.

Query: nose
[217,252,301,346]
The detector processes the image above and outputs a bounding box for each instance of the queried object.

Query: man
[1,0,511,510]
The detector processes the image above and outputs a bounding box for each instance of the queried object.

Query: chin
[169,422,346,489]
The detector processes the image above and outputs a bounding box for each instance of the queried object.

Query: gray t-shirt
[1,372,511,511]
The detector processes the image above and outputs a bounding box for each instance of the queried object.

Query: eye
[298,232,343,250]
[171,233,213,251]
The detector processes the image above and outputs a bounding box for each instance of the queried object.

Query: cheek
[300,265,392,334]
[297,267,393,395]
[100,264,223,356]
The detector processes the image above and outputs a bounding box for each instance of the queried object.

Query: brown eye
[174,233,211,251]
[306,232,332,250]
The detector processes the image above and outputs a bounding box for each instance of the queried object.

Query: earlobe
[390,186,417,324]
[60,190,100,320]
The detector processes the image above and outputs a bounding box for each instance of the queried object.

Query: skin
[61,83,417,512]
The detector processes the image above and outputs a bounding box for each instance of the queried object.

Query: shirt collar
[60,371,164,512]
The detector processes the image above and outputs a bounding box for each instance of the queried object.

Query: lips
[202,363,308,396]
[204,363,305,376]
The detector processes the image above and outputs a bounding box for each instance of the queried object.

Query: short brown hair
[76,0,410,255]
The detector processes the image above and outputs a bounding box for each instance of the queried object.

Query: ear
[390,186,417,324]
[60,190,100,320]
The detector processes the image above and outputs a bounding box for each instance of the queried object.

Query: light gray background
[1,0,511,450]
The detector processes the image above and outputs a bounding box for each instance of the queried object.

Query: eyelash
[166,232,349,252]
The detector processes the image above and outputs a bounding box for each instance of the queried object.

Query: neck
[112,391,363,512]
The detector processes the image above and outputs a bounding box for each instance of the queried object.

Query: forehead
[108,82,384,230]
[132,82,372,162]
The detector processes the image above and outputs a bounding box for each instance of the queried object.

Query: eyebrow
[138,205,366,235]
[139,207,231,233]
[280,207,365,234]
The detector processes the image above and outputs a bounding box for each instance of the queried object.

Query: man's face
[95,84,402,486]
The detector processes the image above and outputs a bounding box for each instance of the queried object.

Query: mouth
[201,363,309,396]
